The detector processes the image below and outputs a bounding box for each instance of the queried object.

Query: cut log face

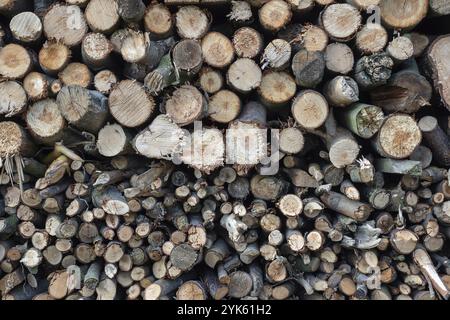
[376,115,422,159]
[301,25,329,52]
[59,63,92,88]
[355,23,388,54]
[379,0,429,30]
[291,49,325,88]
[23,72,50,101]
[430,0,450,16]
[165,85,206,126]
[81,33,113,70]
[26,99,66,145]
[227,58,262,93]
[0,44,33,80]
[0,0,449,303]
[9,11,42,43]
[181,128,225,174]
[172,39,203,76]
[291,90,329,129]
[386,36,414,63]
[144,3,173,38]
[39,41,71,75]
[43,4,88,47]
[109,80,155,128]
[57,85,109,133]
[425,35,450,111]
[261,39,291,70]
[232,27,264,59]
[85,0,120,34]
[0,122,35,157]
[325,43,354,75]
[201,32,235,69]
[208,90,241,124]
[199,67,223,94]
[133,114,186,160]
[321,4,361,42]
[279,127,304,154]
[94,70,117,95]
[97,124,130,157]
[0,81,27,117]
[175,5,210,40]
[258,0,292,32]
[258,71,296,108]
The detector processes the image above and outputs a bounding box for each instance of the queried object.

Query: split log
[413,247,449,299]
[180,128,225,174]
[133,114,185,161]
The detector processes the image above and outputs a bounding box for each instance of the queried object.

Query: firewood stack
[0,0,450,301]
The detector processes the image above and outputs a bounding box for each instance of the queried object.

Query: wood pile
[0,0,450,300]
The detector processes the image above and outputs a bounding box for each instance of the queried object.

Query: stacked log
[0,0,449,302]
